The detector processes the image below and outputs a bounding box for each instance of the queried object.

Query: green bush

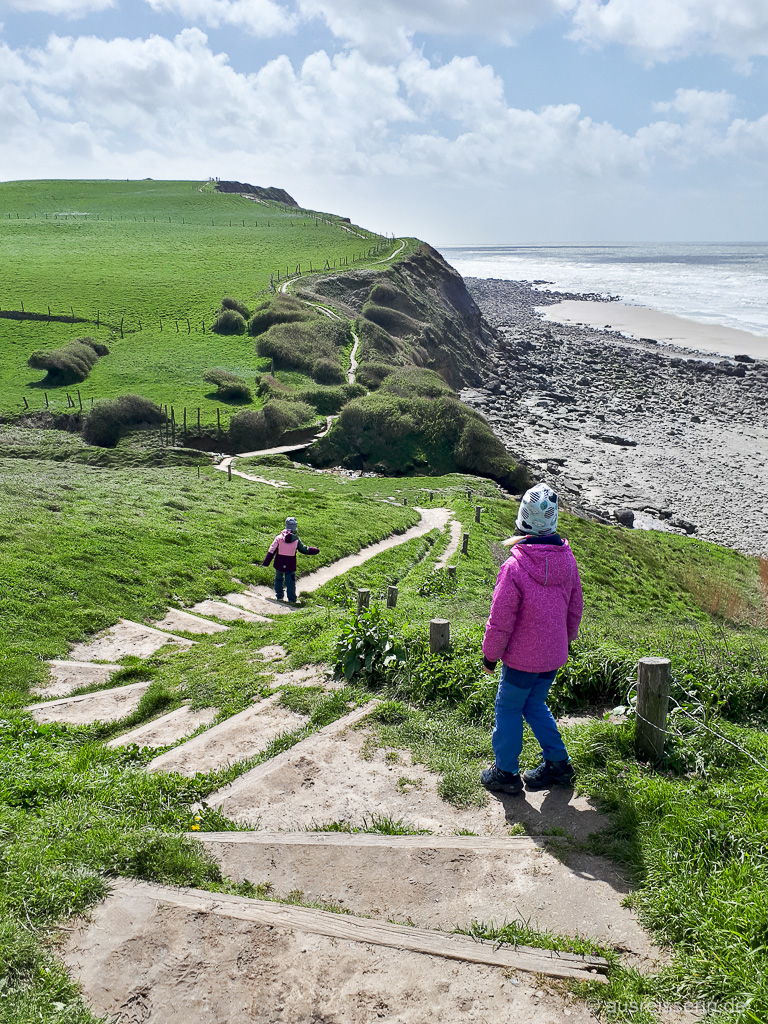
[83,394,164,448]
[228,399,314,451]
[248,295,313,336]
[212,308,246,335]
[292,382,365,416]
[220,296,251,319]
[28,337,109,385]
[333,605,405,687]
[368,280,423,319]
[355,361,395,389]
[362,302,420,338]
[202,369,252,403]
[256,319,348,376]
[380,367,452,399]
[313,358,345,385]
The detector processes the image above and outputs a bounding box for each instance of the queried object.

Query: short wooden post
[403,498,407,505]
[429,618,450,654]
[467,489,472,500]
[386,585,398,608]
[197,407,201,430]
[77,389,82,411]
[197,466,200,478]
[183,407,187,439]
[447,566,457,580]
[635,658,671,762]
[22,396,29,409]
[429,491,434,501]
[227,461,232,481]
[357,588,370,614]
[462,532,469,555]
[474,505,481,523]
[44,392,49,408]
[217,407,221,436]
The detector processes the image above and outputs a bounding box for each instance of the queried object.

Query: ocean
[438,243,768,339]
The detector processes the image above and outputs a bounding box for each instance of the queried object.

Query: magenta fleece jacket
[482,540,583,673]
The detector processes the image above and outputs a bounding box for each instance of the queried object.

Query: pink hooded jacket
[482,539,583,673]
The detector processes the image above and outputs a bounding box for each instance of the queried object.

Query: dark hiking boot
[481,763,523,795]
[522,758,575,790]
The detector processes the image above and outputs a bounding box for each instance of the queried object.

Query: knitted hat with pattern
[515,483,558,536]
[285,517,298,533]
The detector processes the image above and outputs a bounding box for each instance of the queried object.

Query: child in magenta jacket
[481,483,583,795]
[263,517,319,603]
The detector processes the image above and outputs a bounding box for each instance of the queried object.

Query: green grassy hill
[0,179,394,423]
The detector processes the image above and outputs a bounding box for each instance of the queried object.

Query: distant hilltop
[214,181,299,207]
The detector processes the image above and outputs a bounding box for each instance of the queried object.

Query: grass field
[0,180,402,422]
[2,429,768,1022]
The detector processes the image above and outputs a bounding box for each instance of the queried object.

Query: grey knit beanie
[515,483,558,536]
[285,517,298,533]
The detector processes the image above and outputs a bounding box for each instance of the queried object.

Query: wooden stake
[635,658,671,762]
[429,619,450,654]
[462,532,469,555]
[447,566,457,580]
[357,589,370,614]
[386,585,398,608]
[474,505,481,523]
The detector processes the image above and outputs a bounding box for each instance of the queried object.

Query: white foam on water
[439,243,768,346]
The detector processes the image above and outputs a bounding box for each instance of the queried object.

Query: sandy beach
[460,278,768,557]
[538,299,768,361]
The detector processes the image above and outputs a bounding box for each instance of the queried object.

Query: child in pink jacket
[481,483,583,795]
[263,516,319,603]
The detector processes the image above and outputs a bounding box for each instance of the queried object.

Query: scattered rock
[613,508,635,528]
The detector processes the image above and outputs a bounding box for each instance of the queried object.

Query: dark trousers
[274,570,296,602]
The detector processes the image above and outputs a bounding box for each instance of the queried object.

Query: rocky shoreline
[461,277,768,557]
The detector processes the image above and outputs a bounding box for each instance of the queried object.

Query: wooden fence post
[430,618,450,654]
[429,491,433,501]
[462,532,469,555]
[357,589,370,614]
[474,505,481,523]
[403,498,407,505]
[635,657,671,762]
[77,389,82,411]
[467,489,472,500]
[217,408,221,436]
[22,396,29,409]
[447,566,457,580]
[197,407,201,430]
[228,461,232,481]
[386,586,398,608]
[44,392,49,408]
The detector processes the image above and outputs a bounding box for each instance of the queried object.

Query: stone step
[227,591,293,615]
[69,619,194,663]
[146,693,308,777]
[26,681,151,726]
[204,705,607,841]
[108,705,219,750]
[34,660,122,698]
[188,600,271,623]
[190,831,653,956]
[153,608,229,635]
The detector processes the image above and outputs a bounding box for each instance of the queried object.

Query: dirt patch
[435,517,463,569]
[62,880,597,1024]
[69,620,193,662]
[34,660,121,698]
[256,644,287,662]
[108,705,219,749]
[147,694,307,776]
[191,831,656,959]
[26,681,151,725]
[206,725,607,841]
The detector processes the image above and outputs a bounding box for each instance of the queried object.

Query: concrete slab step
[227,591,293,615]
[26,681,151,726]
[189,831,654,957]
[205,715,608,841]
[34,660,122,698]
[146,693,308,777]
[153,608,229,634]
[69,619,194,663]
[108,705,219,749]
[188,600,271,623]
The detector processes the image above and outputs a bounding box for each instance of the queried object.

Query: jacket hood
[508,539,574,587]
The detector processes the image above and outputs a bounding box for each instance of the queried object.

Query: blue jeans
[492,665,568,774]
[274,570,296,602]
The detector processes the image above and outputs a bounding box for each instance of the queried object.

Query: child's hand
[482,664,495,675]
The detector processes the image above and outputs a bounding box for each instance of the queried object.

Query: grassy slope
[0,180,392,423]
[1,433,767,1022]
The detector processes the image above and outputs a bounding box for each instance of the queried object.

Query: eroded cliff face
[215,181,299,206]
[299,243,496,389]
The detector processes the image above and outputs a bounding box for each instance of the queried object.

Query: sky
[1,0,767,243]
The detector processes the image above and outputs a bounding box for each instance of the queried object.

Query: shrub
[380,367,452,399]
[355,362,395,389]
[220,296,251,319]
[256,319,348,376]
[28,337,109,385]
[362,302,420,338]
[354,318,404,362]
[202,369,252,403]
[368,280,423,319]
[212,309,246,335]
[292,383,365,416]
[333,605,405,687]
[248,296,314,336]
[313,358,345,385]
[228,399,314,451]
[83,394,164,448]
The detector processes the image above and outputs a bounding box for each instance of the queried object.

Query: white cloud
[0,0,115,15]
[1,31,766,195]
[143,0,297,38]
[569,0,768,62]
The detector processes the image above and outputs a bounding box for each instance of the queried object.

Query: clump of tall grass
[247,295,313,336]
[202,369,252,403]
[228,399,314,451]
[83,394,164,448]
[28,337,109,385]
[211,308,247,335]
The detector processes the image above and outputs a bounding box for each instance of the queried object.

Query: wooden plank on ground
[118,881,608,981]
